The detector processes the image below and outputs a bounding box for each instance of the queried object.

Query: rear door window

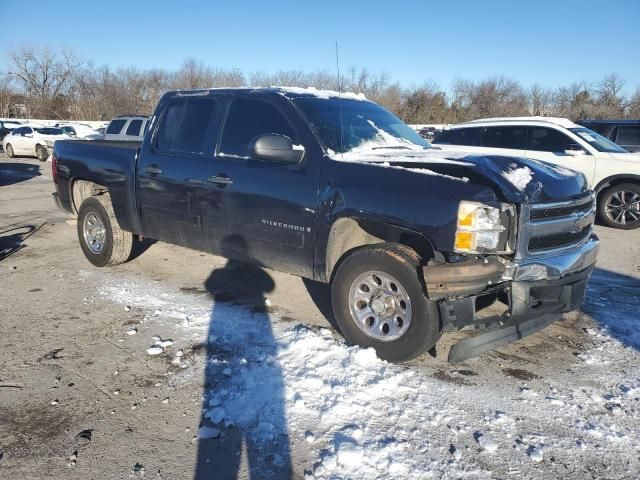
[479,126,527,149]
[528,127,575,152]
[219,98,294,158]
[125,119,143,137]
[616,126,640,146]
[433,127,482,146]
[106,119,127,135]
[155,97,217,154]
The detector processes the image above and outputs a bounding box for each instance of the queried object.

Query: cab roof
[456,116,580,129]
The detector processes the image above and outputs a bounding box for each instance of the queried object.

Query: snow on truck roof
[456,116,580,129]
[172,86,368,101]
[274,86,367,101]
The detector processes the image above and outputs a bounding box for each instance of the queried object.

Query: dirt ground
[1,155,639,479]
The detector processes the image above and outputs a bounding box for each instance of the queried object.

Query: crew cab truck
[51,87,599,363]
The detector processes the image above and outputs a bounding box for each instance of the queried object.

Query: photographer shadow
[194,235,292,480]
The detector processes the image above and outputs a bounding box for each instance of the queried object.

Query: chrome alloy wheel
[348,270,412,342]
[605,190,640,226]
[83,212,107,254]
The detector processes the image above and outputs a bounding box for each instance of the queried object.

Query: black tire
[36,144,48,162]
[6,143,14,158]
[331,243,440,363]
[77,195,134,267]
[597,183,640,230]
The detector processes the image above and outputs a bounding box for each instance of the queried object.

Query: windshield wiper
[371,146,413,150]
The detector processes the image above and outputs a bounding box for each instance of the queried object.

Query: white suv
[104,115,149,141]
[433,117,640,229]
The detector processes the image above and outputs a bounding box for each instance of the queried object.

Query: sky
[1,0,639,93]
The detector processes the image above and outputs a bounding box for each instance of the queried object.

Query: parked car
[0,119,23,142]
[52,88,598,363]
[3,125,73,161]
[55,123,103,140]
[103,115,149,141]
[433,117,640,229]
[577,119,640,153]
[418,127,438,141]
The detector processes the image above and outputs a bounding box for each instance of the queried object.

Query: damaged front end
[424,192,599,363]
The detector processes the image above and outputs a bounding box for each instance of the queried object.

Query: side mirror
[24,133,33,138]
[564,144,585,156]
[249,134,304,164]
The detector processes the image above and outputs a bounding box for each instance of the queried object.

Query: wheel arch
[324,217,436,282]
[594,174,640,194]
[71,178,109,215]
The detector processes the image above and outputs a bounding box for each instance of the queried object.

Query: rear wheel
[331,243,440,362]
[598,183,640,230]
[77,194,134,267]
[6,144,14,158]
[36,144,48,162]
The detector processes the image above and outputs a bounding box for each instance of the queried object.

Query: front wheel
[36,144,48,162]
[331,243,440,362]
[77,195,134,267]
[5,143,15,158]
[597,183,640,229]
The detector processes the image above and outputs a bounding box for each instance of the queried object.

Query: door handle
[207,175,233,186]
[144,165,163,175]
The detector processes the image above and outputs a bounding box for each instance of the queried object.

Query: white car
[103,115,149,141]
[2,125,73,161]
[55,123,103,140]
[433,117,640,229]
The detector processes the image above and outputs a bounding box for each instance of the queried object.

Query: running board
[448,313,562,364]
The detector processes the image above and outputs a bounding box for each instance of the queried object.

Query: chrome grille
[516,193,596,259]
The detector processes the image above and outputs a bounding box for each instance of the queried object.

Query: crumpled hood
[350,148,590,203]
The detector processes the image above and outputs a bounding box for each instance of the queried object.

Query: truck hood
[341,148,590,203]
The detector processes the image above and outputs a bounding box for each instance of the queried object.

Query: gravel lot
[1,154,639,479]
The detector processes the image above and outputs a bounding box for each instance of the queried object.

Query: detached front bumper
[423,234,599,363]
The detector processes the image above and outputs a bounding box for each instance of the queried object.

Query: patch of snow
[476,432,498,452]
[502,165,533,190]
[146,346,163,356]
[275,86,367,101]
[98,274,640,480]
[527,446,543,462]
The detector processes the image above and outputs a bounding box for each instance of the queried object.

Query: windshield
[34,127,64,135]
[293,97,430,154]
[569,127,627,153]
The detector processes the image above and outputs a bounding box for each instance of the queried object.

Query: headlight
[44,140,54,147]
[454,201,513,254]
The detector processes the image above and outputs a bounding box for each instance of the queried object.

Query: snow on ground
[97,272,640,479]
[502,165,534,191]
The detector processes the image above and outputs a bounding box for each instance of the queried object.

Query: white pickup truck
[103,115,149,141]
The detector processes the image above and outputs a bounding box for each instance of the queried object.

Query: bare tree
[628,87,640,119]
[452,76,528,121]
[0,73,18,117]
[7,46,83,119]
[2,44,639,125]
[529,84,555,116]
[592,73,626,118]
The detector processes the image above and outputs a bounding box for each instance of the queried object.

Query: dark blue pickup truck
[52,87,599,362]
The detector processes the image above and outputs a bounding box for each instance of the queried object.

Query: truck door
[137,96,220,250]
[201,96,320,278]
[525,126,596,184]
